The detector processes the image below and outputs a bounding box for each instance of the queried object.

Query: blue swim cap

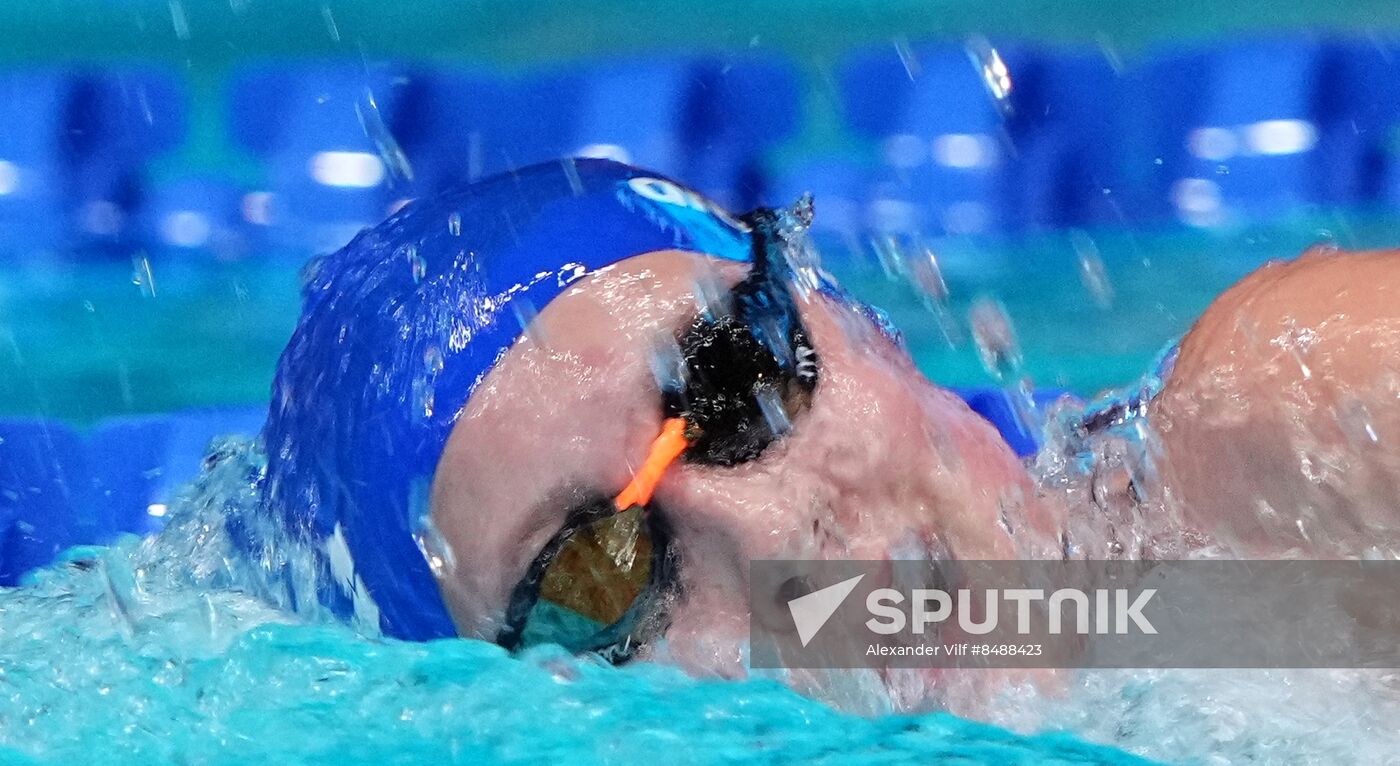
[261,159,754,640]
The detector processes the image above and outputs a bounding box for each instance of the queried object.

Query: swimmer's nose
[614,417,690,510]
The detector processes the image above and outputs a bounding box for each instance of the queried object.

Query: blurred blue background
[7,0,1400,576]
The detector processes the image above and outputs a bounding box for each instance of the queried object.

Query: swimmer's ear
[653,201,819,467]
[664,302,816,467]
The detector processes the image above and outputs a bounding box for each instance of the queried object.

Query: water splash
[413,344,444,419]
[870,235,960,344]
[400,244,427,284]
[0,434,1154,765]
[969,298,1020,384]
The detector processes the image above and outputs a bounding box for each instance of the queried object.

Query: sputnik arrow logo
[787,574,865,647]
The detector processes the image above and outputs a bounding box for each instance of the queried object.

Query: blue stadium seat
[229,63,405,251]
[838,43,921,141]
[1112,48,1212,222]
[62,68,187,249]
[1151,39,1324,225]
[88,406,267,536]
[136,175,248,259]
[1314,41,1400,206]
[394,67,580,195]
[842,42,1013,237]
[0,419,89,585]
[398,55,800,209]
[227,67,295,160]
[0,407,266,583]
[0,71,70,254]
[999,47,1122,229]
[564,59,694,181]
[682,55,804,210]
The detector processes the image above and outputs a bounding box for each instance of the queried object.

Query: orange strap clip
[614,417,690,511]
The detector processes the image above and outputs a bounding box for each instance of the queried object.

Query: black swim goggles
[496,201,822,662]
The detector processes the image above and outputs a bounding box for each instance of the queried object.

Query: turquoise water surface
[0,441,1157,766]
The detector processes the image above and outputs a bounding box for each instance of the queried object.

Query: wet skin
[1151,247,1400,557]
[429,249,1062,684]
[429,244,1400,706]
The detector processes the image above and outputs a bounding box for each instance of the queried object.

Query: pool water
[0,581,1154,765]
[5,433,1400,765]
[0,440,1154,766]
[6,210,1400,764]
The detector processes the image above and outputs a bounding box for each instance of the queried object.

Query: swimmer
[259,157,1400,706]
[261,159,1060,680]
[1149,247,1400,558]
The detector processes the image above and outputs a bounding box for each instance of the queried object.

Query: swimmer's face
[429,249,1060,696]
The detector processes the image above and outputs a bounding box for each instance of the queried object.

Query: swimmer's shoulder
[1172,245,1400,388]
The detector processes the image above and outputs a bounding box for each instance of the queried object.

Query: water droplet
[755,386,793,438]
[413,516,458,581]
[410,345,445,419]
[557,262,588,287]
[967,37,1012,113]
[560,157,585,196]
[447,212,462,237]
[168,0,190,40]
[467,132,484,181]
[400,245,426,284]
[906,244,959,344]
[131,255,157,298]
[969,297,1022,384]
[300,254,327,289]
[598,506,644,571]
[1071,230,1115,309]
[906,245,949,305]
[320,5,341,42]
[689,267,732,322]
[510,299,546,346]
[1339,398,1382,447]
[648,336,687,398]
[892,38,920,80]
[355,87,414,186]
[1310,231,1341,257]
[422,344,444,375]
[1095,35,1125,73]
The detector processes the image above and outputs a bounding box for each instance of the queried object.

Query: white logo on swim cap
[626,176,748,231]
